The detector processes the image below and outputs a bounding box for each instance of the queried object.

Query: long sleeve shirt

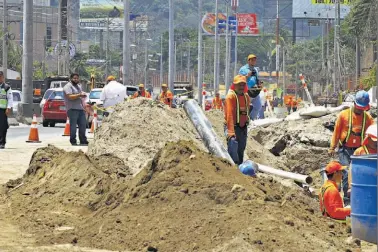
[330,108,374,149]
[6,86,13,109]
[319,180,350,220]
[224,91,250,137]
[348,146,377,191]
[212,97,223,110]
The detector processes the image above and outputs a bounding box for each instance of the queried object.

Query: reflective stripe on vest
[339,108,367,146]
[320,185,347,223]
[230,90,250,125]
[0,88,8,109]
[363,145,369,155]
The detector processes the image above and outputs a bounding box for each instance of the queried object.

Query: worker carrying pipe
[319,161,351,222]
[347,124,377,197]
[328,90,374,204]
[224,75,250,165]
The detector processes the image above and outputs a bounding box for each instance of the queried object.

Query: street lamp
[144,38,152,86]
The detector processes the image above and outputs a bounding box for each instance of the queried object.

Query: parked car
[12,90,22,114]
[89,88,103,105]
[125,85,138,97]
[42,89,66,127]
[40,88,64,109]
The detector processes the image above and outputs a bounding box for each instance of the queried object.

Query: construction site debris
[2,142,357,252]
[88,98,205,175]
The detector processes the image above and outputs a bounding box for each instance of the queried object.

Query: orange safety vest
[339,108,367,147]
[230,90,250,125]
[212,97,223,110]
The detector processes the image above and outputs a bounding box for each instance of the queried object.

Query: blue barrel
[351,154,377,244]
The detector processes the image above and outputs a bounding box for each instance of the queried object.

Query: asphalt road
[8,124,66,140]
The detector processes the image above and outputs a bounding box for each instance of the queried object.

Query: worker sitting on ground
[159,83,173,107]
[212,92,223,110]
[319,161,351,221]
[292,99,298,112]
[328,90,374,202]
[347,124,377,196]
[224,75,250,165]
[132,84,151,99]
[100,76,127,117]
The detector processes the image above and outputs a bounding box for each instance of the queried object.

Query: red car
[42,89,67,127]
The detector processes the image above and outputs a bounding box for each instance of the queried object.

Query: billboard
[292,0,351,19]
[202,13,259,36]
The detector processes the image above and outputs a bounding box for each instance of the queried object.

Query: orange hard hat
[233,75,247,84]
[107,75,116,81]
[162,83,168,88]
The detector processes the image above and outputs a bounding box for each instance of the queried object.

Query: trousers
[226,126,248,165]
[67,109,87,144]
[0,109,8,146]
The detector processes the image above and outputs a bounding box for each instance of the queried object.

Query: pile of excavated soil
[88,98,204,175]
[206,110,288,170]
[1,142,357,252]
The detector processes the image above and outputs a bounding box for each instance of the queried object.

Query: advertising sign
[292,0,351,19]
[202,13,259,36]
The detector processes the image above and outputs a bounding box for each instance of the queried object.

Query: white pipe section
[258,164,313,185]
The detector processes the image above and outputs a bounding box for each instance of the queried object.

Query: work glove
[328,148,336,157]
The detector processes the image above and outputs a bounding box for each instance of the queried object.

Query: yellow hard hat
[107,75,116,81]
[233,75,247,84]
[161,83,168,88]
[139,83,145,88]
[247,54,257,60]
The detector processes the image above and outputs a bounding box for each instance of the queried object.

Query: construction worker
[159,83,173,107]
[239,54,262,121]
[292,98,298,112]
[328,90,374,201]
[0,71,13,149]
[347,124,377,196]
[224,75,250,165]
[286,97,293,114]
[319,161,351,221]
[100,75,127,116]
[212,92,223,110]
[132,84,151,99]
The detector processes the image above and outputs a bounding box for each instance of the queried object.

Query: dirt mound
[206,110,288,170]
[88,98,204,175]
[2,142,356,252]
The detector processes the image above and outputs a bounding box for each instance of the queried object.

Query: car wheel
[42,121,49,127]
[49,122,56,127]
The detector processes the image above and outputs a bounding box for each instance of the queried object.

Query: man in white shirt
[100,76,127,116]
[0,71,13,149]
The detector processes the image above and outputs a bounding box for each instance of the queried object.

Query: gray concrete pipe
[184,99,313,185]
[183,99,234,164]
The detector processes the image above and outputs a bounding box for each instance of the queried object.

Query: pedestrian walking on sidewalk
[224,75,250,165]
[0,71,13,149]
[63,73,88,146]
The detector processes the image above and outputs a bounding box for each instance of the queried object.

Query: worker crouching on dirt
[347,124,377,196]
[132,84,151,99]
[212,92,223,110]
[224,75,250,165]
[319,161,351,221]
[328,90,374,202]
[159,84,173,107]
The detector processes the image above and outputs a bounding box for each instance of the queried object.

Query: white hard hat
[365,124,377,139]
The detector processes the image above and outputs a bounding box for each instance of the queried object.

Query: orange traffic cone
[26,114,41,143]
[88,109,97,134]
[62,117,70,136]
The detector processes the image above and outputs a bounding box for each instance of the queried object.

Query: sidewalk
[0,134,91,185]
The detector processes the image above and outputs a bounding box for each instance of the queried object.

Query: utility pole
[160,35,163,85]
[105,17,110,78]
[225,1,230,93]
[168,0,175,91]
[213,0,220,93]
[333,0,340,93]
[123,0,131,85]
[275,0,280,86]
[2,0,8,79]
[21,0,33,105]
[326,15,330,100]
[232,0,239,76]
[283,46,286,96]
[57,0,62,75]
[356,37,360,90]
[197,0,203,105]
[187,41,190,82]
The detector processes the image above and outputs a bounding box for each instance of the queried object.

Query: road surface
[8,124,66,141]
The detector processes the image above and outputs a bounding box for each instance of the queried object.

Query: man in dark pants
[0,71,13,149]
[224,75,250,165]
[63,73,88,146]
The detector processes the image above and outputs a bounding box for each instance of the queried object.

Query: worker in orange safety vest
[328,90,374,203]
[286,97,293,114]
[292,99,298,112]
[347,124,377,196]
[212,92,223,110]
[319,161,351,221]
[224,75,250,165]
[159,83,173,107]
[132,84,151,99]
